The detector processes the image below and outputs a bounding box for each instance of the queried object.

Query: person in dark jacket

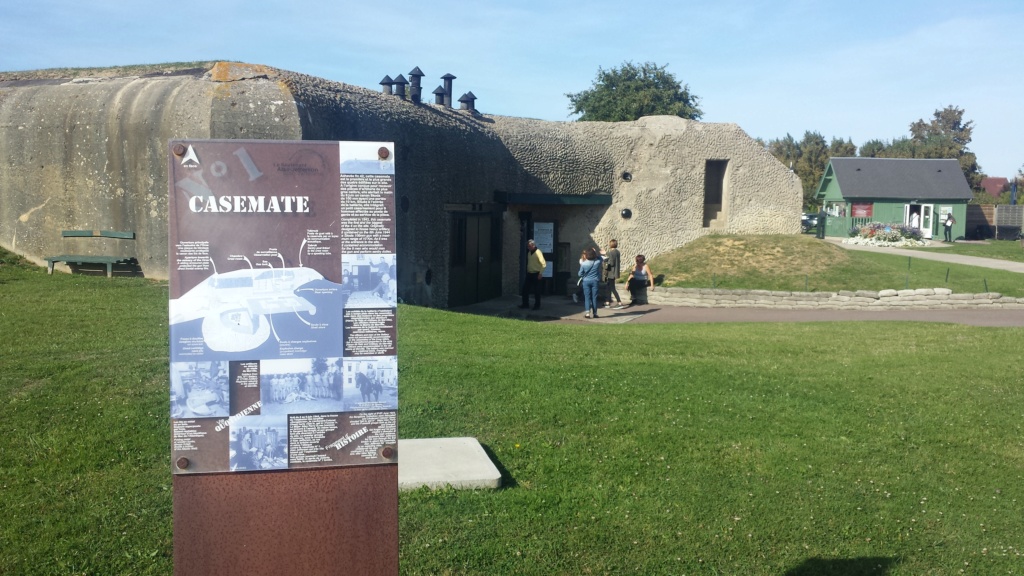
[602,239,622,308]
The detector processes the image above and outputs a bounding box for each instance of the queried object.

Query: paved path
[453,240,1024,327]
[458,295,1024,327]
[823,237,1024,273]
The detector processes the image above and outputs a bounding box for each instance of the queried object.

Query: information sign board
[168,139,398,474]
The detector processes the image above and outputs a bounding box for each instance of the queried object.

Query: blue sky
[3,0,1021,178]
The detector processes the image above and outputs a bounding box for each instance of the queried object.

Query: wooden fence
[968,205,1023,239]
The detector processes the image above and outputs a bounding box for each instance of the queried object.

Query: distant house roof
[824,157,973,201]
[980,176,1009,196]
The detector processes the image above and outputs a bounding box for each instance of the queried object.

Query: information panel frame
[168,139,398,475]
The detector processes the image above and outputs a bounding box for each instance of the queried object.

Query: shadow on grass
[479,442,517,490]
[784,556,899,576]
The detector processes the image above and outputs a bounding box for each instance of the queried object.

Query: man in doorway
[519,239,546,310]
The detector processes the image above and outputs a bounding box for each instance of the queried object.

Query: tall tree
[766,133,800,171]
[880,136,917,159]
[795,131,829,207]
[765,132,834,208]
[909,105,983,189]
[910,105,973,148]
[829,137,857,158]
[775,106,983,192]
[566,61,702,122]
[858,139,887,158]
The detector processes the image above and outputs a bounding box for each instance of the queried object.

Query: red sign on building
[851,203,873,218]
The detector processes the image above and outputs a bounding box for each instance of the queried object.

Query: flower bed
[843,222,931,247]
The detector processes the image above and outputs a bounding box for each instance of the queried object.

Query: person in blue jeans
[578,247,603,319]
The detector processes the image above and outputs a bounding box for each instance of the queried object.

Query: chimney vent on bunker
[441,73,456,107]
[458,91,477,111]
[408,67,424,104]
[392,74,408,100]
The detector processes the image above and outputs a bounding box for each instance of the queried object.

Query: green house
[814,157,972,240]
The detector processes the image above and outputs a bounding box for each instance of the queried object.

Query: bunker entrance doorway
[449,213,503,307]
[703,159,728,229]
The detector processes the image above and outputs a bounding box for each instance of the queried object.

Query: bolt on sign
[168,140,398,474]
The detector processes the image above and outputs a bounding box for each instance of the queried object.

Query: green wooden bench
[46,230,138,277]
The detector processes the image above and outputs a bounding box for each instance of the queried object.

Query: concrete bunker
[0,62,802,308]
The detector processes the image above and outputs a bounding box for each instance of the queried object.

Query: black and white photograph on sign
[342,254,397,309]
[170,361,230,418]
[344,356,398,411]
[259,357,345,415]
[229,415,288,472]
[339,142,394,174]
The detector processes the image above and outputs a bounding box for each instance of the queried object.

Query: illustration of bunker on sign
[170,267,325,352]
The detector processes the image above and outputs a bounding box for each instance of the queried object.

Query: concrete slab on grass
[398,437,501,491]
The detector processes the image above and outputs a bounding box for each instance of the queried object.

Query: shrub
[845,222,929,247]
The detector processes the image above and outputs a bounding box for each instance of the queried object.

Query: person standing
[332,366,343,401]
[602,239,622,308]
[372,256,389,284]
[519,239,546,310]
[816,208,827,239]
[578,247,602,319]
[627,254,654,306]
[572,249,587,304]
[943,213,956,242]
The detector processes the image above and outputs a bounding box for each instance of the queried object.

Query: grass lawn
[1,245,1023,575]
[398,308,1024,575]
[0,257,172,575]
[652,235,1024,297]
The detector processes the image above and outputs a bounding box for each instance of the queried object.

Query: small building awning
[495,191,612,206]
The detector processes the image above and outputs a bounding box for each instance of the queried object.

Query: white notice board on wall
[533,222,554,252]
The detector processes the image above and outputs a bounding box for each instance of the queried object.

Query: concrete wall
[0,64,300,276]
[0,62,801,307]
[490,115,802,288]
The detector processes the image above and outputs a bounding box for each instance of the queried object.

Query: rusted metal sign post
[168,140,398,575]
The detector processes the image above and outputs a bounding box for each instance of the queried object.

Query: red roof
[981,177,1009,196]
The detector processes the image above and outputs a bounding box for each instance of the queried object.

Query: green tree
[880,136,917,158]
[765,132,835,209]
[858,139,887,158]
[971,187,1015,205]
[795,131,829,208]
[910,105,973,148]
[766,133,800,171]
[566,61,702,122]
[909,105,983,189]
[829,137,857,158]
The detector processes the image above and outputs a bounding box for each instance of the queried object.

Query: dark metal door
[449,214,502,307]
